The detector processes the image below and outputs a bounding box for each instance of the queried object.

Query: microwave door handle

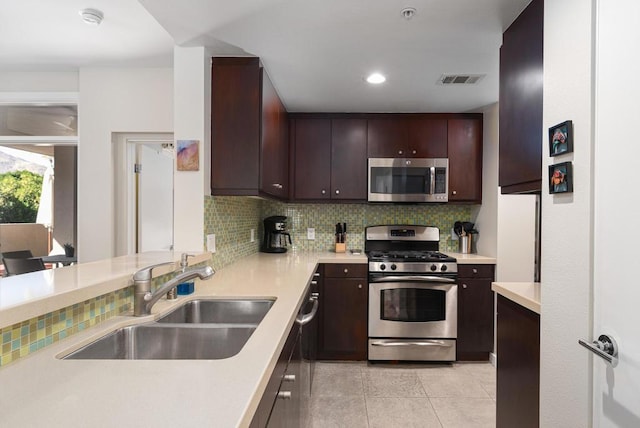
[430,166,436,194]
[370,275,456,283]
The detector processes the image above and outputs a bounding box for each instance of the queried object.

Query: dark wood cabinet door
[448,118,482,202]
[498,0,543,194]
[367,117,407,157]
[457,279,494,359]
[318,278,367,360]
[293,118,331,200]
[407,118,448,158]
[496,295,540,428]
[331,118,367,200]
[260,70,288,198]
[211,57,261,194]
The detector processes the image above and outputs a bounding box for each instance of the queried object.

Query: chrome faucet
[132,257,215,316]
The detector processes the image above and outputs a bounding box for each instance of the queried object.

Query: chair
[2,257,45,276]
[1,250,34,259]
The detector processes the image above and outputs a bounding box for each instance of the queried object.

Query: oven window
[380,288,446,322]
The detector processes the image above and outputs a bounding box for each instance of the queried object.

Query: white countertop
[492,282,541,314]
[0,251,366,428]
[445,252,496,264]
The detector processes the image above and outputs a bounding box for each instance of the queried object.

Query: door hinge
[134,163,142,173]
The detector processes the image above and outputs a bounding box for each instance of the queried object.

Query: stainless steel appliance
[368,158,449,203]
[261,215,292,253]
[366,225,458,361]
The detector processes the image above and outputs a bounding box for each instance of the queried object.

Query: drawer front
[458,264,495,279]
[323,263,367,278]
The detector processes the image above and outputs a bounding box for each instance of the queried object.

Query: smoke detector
[401,7,417,20]
[79,8,104,26]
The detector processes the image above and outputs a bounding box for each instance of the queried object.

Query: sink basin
[156,298,275,325]
[62,324,256,360]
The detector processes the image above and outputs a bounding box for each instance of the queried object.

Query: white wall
[52,146,77,253]
[0,72,78,92]
[472,103,498,258]
[78,68,173,262]
[540,0,594,426]
[496,194,536,281]
[172,47,210,252]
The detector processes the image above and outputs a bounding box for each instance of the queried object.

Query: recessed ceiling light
[79,8,104,26]
[366,73,386,84]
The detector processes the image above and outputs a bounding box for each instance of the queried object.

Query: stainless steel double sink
[62,299,275,360]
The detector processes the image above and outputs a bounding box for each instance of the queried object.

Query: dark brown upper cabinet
[210,57,288,199]
[330,118,367,200]
[292,116,367,201]
[292,117,332,200]
[499,0,543,194]
[448,117,483,203]
[367,115,447,158]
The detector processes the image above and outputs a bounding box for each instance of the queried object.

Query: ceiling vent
[438,74,485,85]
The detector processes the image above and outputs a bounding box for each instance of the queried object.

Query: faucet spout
[133,265,215,316]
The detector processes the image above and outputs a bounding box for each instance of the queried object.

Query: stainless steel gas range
[366,225,458,362]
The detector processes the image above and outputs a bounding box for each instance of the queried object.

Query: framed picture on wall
[549,162,573,194]
[549,120,573,156]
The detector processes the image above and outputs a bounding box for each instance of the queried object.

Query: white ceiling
[0,0,531,113]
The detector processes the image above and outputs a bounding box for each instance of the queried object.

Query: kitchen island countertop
[492,282,541,314]
[0,251,366,428]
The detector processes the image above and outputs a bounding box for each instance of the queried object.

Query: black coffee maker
[261,216,292,253]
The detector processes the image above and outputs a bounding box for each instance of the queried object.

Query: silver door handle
[370,340,451,348]
[370,275,456,284]
[578,334,618,365]
[296,296,319,326]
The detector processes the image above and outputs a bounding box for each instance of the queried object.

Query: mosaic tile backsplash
[261,200,473,253]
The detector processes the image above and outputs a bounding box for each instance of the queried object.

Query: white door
[591,1,640,425]
[137,143,174,252]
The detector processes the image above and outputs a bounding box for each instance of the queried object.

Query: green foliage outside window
[0,170,43,223]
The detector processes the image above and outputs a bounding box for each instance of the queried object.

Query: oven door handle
[370,340,452,348]
[369,275,456,284]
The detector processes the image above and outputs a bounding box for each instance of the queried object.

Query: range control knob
[441,265,448,272]
[390,264,397,271]
[380,264,386,271]
[430,264,437,271]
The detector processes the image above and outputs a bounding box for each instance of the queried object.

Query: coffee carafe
[261,216,292,253]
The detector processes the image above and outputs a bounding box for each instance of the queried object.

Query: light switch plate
[207,234,216,253]
[250,229,255,243]
[307,228,315,240]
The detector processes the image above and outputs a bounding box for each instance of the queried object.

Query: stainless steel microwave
[368,158,449,203]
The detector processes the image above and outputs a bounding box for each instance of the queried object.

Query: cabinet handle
[284,374,296,382]
[272,183,282,189]
[398,150,403,155]
[452,190,457,195]
[277,391,292,400]
[412,149,417,155]
[472,268,478,274]
[321,189,326,195]
[335,189,340,195]
[314,272,320,277]
[462,283,468,289]
[344,268,349,274]
[311,292,320,298]
[358,284,363,289]
[311,281,318,285]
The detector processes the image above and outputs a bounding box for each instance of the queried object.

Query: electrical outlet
[307,228,315,240]
[250,229,255,242]
[207,234,216,253]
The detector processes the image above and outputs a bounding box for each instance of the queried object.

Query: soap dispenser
[176,253,196,295]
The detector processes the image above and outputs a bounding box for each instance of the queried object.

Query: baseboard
[489,352,497,367]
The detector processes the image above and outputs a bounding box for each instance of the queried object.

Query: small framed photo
[549,120,573,156]
[549,162,573,194]
[176,139,199,171]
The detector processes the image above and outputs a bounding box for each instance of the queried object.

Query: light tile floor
[309,361,496,428]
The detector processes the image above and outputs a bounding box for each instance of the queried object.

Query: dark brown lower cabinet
[496,295,540,428]
[317,264,368,360]
[457,264,495,361]
[250,321,300,428]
